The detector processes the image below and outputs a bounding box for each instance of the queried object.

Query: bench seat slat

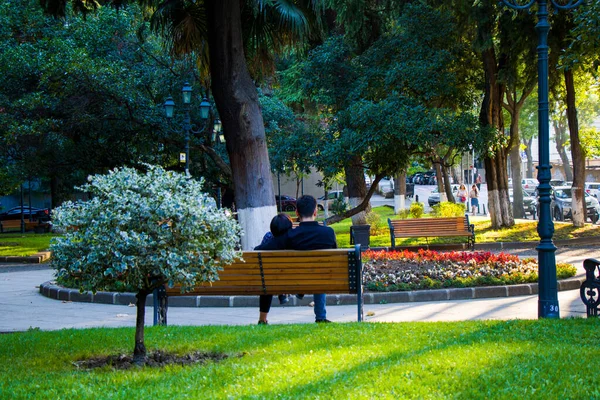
[166,285,353,296]
[393,232,472,237]
[241,255,349,264]
[220,268,348,276]
[197,273,350,282]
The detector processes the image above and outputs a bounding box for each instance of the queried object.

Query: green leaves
[50,164,242,294]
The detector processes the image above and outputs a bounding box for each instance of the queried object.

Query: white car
[317,190,344,211]
[585,182,600,199]
[521,178,538,190]
[428,185,458,207]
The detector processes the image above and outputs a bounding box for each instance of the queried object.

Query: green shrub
[409,202,424,218]
[396,209,411,219]
[557,263,577,279]
[50,164,242,362]
[431,201,466,217]
[331,196,348,215]
[366,211,385,235]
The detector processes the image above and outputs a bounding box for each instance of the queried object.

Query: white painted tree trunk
[571,187,585,227]
[349,197,367,225]
[237,205,278,250]
[394,194,405,213]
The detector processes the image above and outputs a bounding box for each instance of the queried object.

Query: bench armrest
[584,258,600,281]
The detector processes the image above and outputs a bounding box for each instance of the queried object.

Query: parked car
[275,195,297,212]
[509,191,538,218]
[521,178,538,191]
[550,186,600,223]
[0,206,50,222]
[317,190,344,211]
[550,179,565,187]
[585,182,600,199]
[428,185,458,207]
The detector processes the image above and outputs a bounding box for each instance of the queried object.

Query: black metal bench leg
[153,285,168,326]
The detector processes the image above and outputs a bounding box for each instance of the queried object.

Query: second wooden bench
[388,215,475,250]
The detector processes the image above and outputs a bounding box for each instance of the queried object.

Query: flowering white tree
[50,165,242,363]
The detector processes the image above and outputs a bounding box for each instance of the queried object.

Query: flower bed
[363,249,577,292]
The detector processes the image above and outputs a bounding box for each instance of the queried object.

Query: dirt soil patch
[73,350,231,370]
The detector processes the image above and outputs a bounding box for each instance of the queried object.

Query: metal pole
[28,178,32,221]
[183,107,190,175]
[533,1,559,318]
[471,148,475,185]
[501,0,584,319]
[277,173,282,211]
[20,184,24,233]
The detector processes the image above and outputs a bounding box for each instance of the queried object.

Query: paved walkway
[0,246,596,332]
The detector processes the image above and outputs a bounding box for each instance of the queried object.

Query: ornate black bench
[580,258,600,316]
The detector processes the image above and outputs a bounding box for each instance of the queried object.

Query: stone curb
[0,252,51,264]
[39,277,585,308]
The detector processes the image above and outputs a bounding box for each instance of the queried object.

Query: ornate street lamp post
[164,83,211,175]
[499,0,583,318]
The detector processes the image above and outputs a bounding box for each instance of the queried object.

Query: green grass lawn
[0,233,54,257]
[2,320,600,399]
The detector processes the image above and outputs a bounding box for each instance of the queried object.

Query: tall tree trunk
[553,119,573,182]
[480,49,513,229]
[524,136,534,178]
[504,84,535,220]
[509,144,525,218]
[564,69,586,226]
[206,0,276,249]
[50,174,59,209]
[394,171,406,213]
[441,165,455,203]
[506,112,524,219]
[345,156,369,225]
[133,290,149,364]
[434,162,447,202]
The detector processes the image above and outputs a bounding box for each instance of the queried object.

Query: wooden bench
[387,215,475,250]
[0,219,51,233]
[153,245,363,325]
[580,258,600,316]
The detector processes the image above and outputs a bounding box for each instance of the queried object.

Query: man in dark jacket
[255,195,336,323]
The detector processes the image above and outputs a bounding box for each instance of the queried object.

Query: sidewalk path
[0,246,596,332]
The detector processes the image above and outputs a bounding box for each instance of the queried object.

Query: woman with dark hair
[257,213,293,324]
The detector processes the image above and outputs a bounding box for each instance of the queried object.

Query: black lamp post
[164,82,211,175]
[500,0,583,318]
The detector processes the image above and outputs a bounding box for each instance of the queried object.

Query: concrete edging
[0,252,51,264]
[39,277,585,308]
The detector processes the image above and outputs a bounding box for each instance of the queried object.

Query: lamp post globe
[182,82,193,105]
[164,97,175,119]
[200,98,211,120]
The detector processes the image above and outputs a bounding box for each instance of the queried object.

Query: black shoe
[296,294,305,300]
[278,294,290,305]
[258,320,268,325]
[315,319,332,323]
